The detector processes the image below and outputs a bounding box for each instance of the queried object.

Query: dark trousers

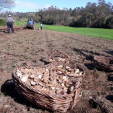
[7,22,14,33]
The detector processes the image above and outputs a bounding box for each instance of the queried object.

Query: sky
[10,0,113,12]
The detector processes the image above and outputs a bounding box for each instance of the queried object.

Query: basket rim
[12,66,79,99]
[49,50,70,62]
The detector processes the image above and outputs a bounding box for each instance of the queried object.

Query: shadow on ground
[107,74,113,81]
[1,79,52,112]
[105,51,113,56]
[73,48,99,61]
[106,95,113,103]
[73,48,97,70]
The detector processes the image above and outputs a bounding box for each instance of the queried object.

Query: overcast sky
[10,0,113,12]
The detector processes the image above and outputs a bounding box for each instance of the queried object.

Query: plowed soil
[0,26,113,113]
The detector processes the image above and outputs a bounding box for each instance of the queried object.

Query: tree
[83,2,97,27]
[94,0,112,27]
[106,16,113,28]
[0,0,15,11]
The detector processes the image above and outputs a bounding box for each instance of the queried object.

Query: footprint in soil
[1,79,46,110]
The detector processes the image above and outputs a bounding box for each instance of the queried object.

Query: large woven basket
[12,51,86,112]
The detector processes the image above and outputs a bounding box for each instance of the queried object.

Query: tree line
[37,0,113,28]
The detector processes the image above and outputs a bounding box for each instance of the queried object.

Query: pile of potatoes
[16,63,84,96]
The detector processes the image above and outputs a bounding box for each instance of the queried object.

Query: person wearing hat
[7,15,15,33]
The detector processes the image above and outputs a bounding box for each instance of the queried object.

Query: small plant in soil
[82,90,85,96]
[7,46,11,51]
[24,55,31,59]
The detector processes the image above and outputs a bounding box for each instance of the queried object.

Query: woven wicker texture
[12,50,86,112]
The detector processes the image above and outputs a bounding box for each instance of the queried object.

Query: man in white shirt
[7,15,14,33]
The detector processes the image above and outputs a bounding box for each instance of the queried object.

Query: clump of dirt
[0,26,113,113]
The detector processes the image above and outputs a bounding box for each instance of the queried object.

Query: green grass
[41,24,113,40]
[15,20,27,26]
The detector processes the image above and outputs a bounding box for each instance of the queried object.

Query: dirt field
[0,26,113,113]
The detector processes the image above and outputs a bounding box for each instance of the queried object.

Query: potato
[38,74,43,79]
[63,76,68,82]
[75,69,80,74]
[57,71,63,75]
[21,76,28,82]
[56,65,63,69]
[29,74,35,79]
[30,81,36,86]
[16,70,22,77]
[70,86,74,92]
[43,79,48,84]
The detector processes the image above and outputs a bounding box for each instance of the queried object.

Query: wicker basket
[12,51,86,112]
[49,50,70,63]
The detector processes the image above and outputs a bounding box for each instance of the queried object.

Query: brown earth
[0,26,113,113]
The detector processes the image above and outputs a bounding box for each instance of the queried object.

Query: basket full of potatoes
[12,51,86,112]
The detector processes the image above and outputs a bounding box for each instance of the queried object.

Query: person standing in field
[7,15,15,33]
[40,23,43,30]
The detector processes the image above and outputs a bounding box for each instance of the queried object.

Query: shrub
[0,19,6,26]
